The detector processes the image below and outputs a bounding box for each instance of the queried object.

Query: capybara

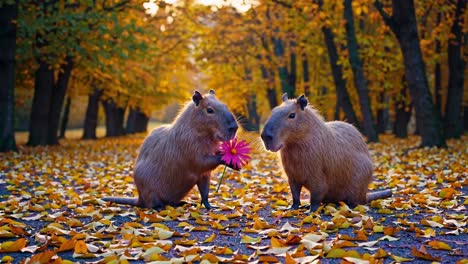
[102,90,238,209]
[261,94,391,212]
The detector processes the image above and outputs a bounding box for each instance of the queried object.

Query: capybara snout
[261,125,281,152]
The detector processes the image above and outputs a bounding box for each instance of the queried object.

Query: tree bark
[82,88,102,139]
[302,54,311,97]
[102,98,126,137]
[59,96,71,139]
[273,37,295,96]
[393,82,412,138]
[0,1,18,152]
[28,59,54,146]
[434,12,442,114]
[344,0,378,142]
[135,110,149,133]
[322,26,361,129]
[374,0,446,147]
[126,107,138,134]
[47,56,73,145]
[444,0,466,139]
[289,41,297,94]
[376,92,389,134]
[246,95,260,131]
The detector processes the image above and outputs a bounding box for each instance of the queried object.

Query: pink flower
[219,137,251,169]
[216,137,251,193]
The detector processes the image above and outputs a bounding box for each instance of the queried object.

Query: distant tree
[444,0,466,139]
[343,0,378,142]
[0,1,18,152]
[375,0,446,147]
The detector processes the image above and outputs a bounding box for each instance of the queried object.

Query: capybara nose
[228,123,238,134]
[261,130,273,143]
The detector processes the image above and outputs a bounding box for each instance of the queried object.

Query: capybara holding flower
[103,90,238,209]
[261,94,391,212]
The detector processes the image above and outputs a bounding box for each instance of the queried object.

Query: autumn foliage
[0,134,467,263]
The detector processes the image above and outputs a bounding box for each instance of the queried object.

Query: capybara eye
[206,107,214,114]
[288,113,296,119]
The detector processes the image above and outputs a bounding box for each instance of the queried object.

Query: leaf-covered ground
[0,134,467,263]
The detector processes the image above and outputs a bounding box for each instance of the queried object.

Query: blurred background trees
[0,0,466,152]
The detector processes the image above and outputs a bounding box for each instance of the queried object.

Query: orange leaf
[0,238,27,253]
[74,240,88,254]
[28,250,56,264]
[411,245,441,261]
[258,255,280,262]
[285,253,297,264]
[57,239,76,252]
[427,240,452,251]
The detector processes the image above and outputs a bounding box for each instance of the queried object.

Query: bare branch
[373,0,397,33]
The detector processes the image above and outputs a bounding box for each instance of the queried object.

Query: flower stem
[216,165,228,193]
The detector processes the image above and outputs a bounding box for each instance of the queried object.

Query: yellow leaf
[275,199,288,206]
[240,235,261,244]
[428,240,451,251]
[0,238,27,253]
[343,257,369,264]
[326,248,346,258]
[203,233,216,243]
[391,254,413,262]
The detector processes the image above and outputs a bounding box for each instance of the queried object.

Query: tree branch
[373,0,397,33]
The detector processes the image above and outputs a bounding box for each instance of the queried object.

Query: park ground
[0,132,467,263]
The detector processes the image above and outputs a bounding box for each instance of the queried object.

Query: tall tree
[59,96,71,139]
[321,26,361,129]
[374,0,446,147]
[444,0,466,139]
[82,88,102,139]
[343,0,378,142]
[0,1,18,152]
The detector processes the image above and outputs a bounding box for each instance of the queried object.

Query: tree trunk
[0,1,18,152]
[82,88,102,139]
[102,98,126,137]
[245,95,260,131]
[135,110,149,133]
[59,96,71,139]
[376,92,389,134]
[393,79,412,138]
[323,26,361,128]
[302,54,311,97]
[273,37,295,96]
[126,107,138,134]
[434,12,442,114]
[289,41,297,94]
[116,105,126,135]
[28,59,54,146]
[375,0,446,147]
[464,106,468,131]
[47,56,73,145]
[322,22,361,129]
[260,63,278,109]
[444,0,466,139]
[343,0,378,142]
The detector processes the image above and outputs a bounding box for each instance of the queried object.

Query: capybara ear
[209,89,215,95]
[192,91,203,106]
[282,93,288,102]
[297,95,308,110]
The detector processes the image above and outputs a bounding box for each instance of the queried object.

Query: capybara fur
[261,94,391,212]
[102,90,238,209]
